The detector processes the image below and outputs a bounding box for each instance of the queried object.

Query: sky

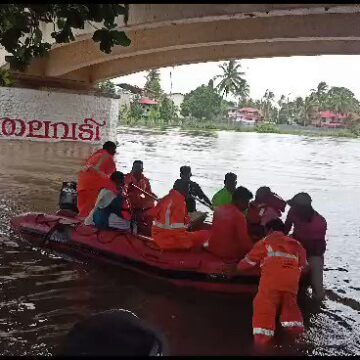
[112,55,360,103]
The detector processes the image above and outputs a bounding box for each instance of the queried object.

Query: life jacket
[125,173,154,210]
[84,149,116,176]
[152,189,189,231]
[247,193,286,226]
[78,149,116,193]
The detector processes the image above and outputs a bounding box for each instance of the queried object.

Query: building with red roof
[312,110,350,128]
[138,97,159,105]
[228,107,263,125]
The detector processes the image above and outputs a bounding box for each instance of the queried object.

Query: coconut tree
[236,79,250,107]
[261,89,275,121]
[310,81,328,109]
[213,60,246,97]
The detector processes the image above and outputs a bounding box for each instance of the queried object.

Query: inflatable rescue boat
[10,211,266,294]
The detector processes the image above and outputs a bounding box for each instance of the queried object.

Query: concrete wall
[0,87,119,143]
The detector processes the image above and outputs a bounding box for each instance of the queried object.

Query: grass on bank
[119,116,360,139]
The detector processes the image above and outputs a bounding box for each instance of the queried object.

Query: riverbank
[119,120,360,138]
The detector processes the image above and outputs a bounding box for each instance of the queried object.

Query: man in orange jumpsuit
[149,179,210,250]
[236,218,307,345]
[125,160,155,211]
[77,141,117,218]
[208,186,254,262]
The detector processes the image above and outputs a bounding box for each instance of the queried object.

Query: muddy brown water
[0,127,360,355]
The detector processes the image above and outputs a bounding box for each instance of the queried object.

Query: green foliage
[96,80,117,95]
[0,68,14,87]
[159,97,178,124]
[0,4,130,71]
[255,122,278,133]
[213,60,249,98]
[147,107,161,125]
[144,69,163,100]
[181,83,224,120]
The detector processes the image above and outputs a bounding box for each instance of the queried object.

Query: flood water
[1,127,360,355]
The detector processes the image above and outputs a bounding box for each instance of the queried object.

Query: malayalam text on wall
[0,87,119,143]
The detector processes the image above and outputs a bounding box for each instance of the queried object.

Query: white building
[168,93,185,116]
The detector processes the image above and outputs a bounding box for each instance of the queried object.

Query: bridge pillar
[0,83,119,144]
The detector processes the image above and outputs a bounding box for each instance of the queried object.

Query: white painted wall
[168,93,184,116]
[0,87,119,143]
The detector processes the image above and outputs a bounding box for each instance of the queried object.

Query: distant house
[228,107,263,125]
[312,111,350,128]
[138,97,159,116]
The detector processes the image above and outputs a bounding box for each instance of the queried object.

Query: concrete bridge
[2,3,360,89]
[2,3,360,144]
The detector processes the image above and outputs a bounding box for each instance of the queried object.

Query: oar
[130,183,214,211]
[195,197,214,211]
[129,183,158,201]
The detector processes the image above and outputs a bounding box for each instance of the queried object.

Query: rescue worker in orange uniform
[247,186,286,241]
[236,219,307,345]
[125,160,155,212]
[148,179,210,251]
[208,186,254,262]
[77,141,117,218]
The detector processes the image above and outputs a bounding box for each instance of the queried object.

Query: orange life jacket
[149,189,191,249]
[85,149,116,176]
[78,149,116,192]
[125,173,154,210]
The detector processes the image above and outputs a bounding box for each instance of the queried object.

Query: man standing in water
[236,219,307,345]
[212,172,237,209]
[285,192,327,301]
[179,165,213,213]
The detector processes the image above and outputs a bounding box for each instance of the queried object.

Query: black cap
[287,192,312,207]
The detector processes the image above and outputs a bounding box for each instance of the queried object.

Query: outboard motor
[59,181,78,213]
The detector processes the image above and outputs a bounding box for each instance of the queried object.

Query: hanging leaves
[0,4,131,71]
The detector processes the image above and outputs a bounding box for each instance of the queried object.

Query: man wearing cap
[285,192,327,301]
[212,172,237,209]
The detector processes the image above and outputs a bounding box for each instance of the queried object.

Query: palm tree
[236,79,250,107]
[310,81,328,109]
[299,96,317,126]
[261,89,275,121]
[213,60,246,97]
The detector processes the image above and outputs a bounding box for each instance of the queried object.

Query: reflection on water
[0,127,360,355]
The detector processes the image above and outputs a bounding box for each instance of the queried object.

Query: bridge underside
[7,4,360,89]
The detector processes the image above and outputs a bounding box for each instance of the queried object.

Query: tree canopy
[213,60,249,98]
[180,83,224,120]
[0,4,130,71]
[96,80,118,96]
[144,69,163,100]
